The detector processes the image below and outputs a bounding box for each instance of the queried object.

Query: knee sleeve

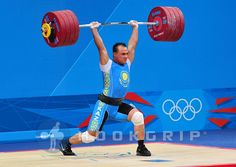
[131,111,144,126]
[81,131,96,143]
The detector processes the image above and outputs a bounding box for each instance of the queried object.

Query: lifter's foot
[59,139,76,156]
[136,145,151,156]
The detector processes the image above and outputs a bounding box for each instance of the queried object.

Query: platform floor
[1,142,236,167]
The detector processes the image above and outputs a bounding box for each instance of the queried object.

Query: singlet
[100,59,131,98]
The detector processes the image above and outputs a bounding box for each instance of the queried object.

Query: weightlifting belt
[98,94,124,106]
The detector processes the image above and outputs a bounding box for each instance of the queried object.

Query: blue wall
[0,0,236,98]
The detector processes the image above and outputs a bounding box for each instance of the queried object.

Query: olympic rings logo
[162,98,202,121]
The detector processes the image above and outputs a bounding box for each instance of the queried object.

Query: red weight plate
[62,10,75,46]
[55,11,70,46]
[60,11,74,46]
[174,7,185,40]
[64,10,78,45]
[147,6,172,41]
[164,7,177,41]
[58,11,70,46]
[160,7,174,41]
[66,10,79,44]
[42,11,66,47]
[45,11,68,47]
[168,7,180,41]
[171,8,182,41]
[51,11,67,47]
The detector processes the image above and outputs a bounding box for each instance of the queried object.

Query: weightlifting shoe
[59,139,76,156]
[136,145,151,156]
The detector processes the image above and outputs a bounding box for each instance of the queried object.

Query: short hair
[113,42,127,53]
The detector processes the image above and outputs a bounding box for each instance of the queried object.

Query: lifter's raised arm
[90,22,109,65]
[128,20,139,63]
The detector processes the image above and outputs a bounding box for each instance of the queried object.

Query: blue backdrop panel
[0,88,236,143]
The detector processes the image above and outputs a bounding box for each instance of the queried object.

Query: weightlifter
[59,20,151,156]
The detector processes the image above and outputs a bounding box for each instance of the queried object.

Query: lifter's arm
[128,20,139,63]
[90,22,109,65]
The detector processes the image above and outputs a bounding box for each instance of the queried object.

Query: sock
[138,140,144,147]
[64,138,71,146]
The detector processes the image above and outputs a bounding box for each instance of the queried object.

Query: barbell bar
[78,21,158,28]
[41,6,184,47]
[42,21,157,41]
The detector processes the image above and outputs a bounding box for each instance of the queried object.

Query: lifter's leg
[128,109,151,156]
[59,100,107,156]
[59,131,98,156]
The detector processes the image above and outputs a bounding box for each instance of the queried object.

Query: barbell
[41,6,184,47]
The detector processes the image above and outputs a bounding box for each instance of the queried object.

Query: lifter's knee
[81,131,97,143]
[130,110,144,126]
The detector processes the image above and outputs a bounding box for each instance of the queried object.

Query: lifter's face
[113,45,128,65]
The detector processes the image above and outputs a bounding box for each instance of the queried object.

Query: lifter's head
[113,42,128,65]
